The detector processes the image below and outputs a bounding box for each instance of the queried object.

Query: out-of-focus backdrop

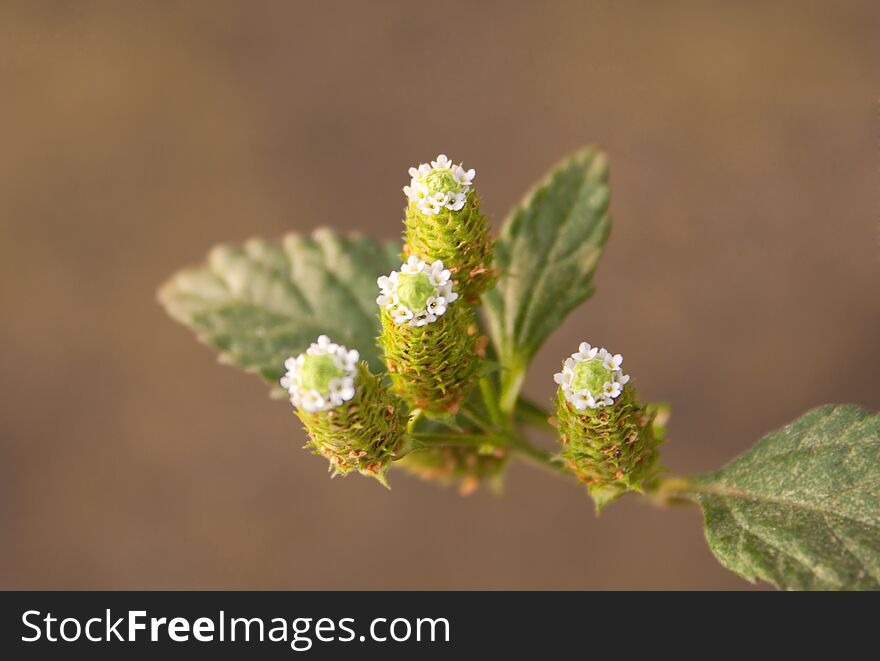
[2,1,878,589]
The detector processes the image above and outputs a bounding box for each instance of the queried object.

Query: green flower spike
[281,335,410,487]
[553,342,663,511]
[403,154,494,304]
[377,257,479,416]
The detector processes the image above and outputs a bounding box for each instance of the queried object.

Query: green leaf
[482,148,611,412]
[158,228,400,393]
[692,404,880,590]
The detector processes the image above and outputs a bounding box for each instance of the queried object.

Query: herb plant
[159,148,879,591]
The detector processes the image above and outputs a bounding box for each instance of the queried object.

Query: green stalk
[514,396,555,431]
[499,355,527,416]
[479,376,505,428]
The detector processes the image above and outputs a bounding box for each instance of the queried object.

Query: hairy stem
[644,476,702,507]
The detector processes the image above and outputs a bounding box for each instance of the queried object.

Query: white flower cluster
[377,256,459,328]
[403,154,476,215]
[281,335,359,413]
[554,342,631,410]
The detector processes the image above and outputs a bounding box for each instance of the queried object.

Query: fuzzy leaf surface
[694,404,880,590]
[483,148,611,405]
[159,229,399,389]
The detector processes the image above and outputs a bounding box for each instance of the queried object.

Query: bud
[398,446,508,495]
[377,257,479,416]
[403,154,494,303]
[281,335,410,487]
[553,342,662,510]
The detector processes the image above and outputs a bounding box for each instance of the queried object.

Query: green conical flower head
[281,335,410,486]
[403,154,494,304]
[377,257,480,416]
[553,342,663,510]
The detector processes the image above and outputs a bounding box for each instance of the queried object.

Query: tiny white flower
[453,165,475,187]
[428,260,451,287]
[410,310,435,327]
[404,186,424,203]
[431,154,452,170]
[377,273,395,293]
[574,342,599,361]
[438,283,458,304]
[428,191,450,213]
[300,390,326,413]
[426,296,447,317]
[603,381,622,398]
[308,334,338,356]
[571,391,596,411]
[446,191,467,211]
[417,200,438,215]
[553,370,570,386]
[338,348,359,371]
[328,377,356,406]
[400,256,423,274]
[603,353,623,371]
[392,306,414,324]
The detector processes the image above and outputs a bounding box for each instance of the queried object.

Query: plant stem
[514,396,555,431]
[479,376,505,428]
[461,404,496,435]
[506,435,567,477]
[499,359,527,417]
[412,432,488,448]
[644,476,702,507]
[413,427,568,479]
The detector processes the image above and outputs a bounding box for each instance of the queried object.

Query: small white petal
[432,154,452,170]
[446,192,466,211]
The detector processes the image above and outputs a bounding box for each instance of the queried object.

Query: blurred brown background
[1,1,878,590]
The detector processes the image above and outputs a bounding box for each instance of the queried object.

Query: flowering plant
[160,149,880,591]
